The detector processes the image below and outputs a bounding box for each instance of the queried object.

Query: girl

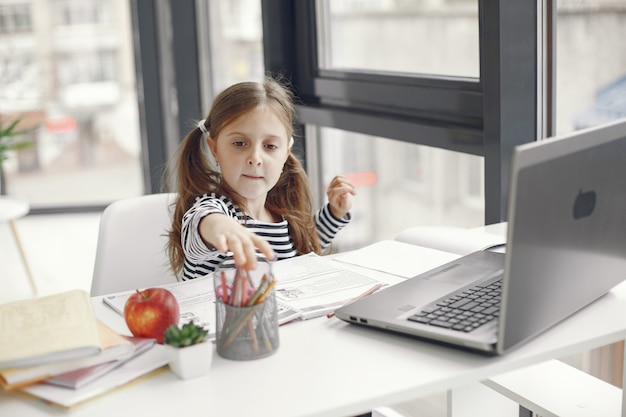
[168,77,356,280]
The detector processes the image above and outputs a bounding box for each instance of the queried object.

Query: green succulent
[163,322,209,347]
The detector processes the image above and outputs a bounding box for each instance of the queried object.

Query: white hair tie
[197,120,209,136]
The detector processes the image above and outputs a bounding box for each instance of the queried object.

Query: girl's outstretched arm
[198,213,275,270]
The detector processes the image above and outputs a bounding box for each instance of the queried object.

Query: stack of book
[0,289,168,408]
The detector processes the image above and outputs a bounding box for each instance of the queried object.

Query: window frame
[261,0,545,224]
[131,0,202,195]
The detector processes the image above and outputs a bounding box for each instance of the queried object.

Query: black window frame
[261,0,542,224]
[131,0,202,195]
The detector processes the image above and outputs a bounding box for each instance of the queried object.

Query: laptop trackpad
[422,263,496,285]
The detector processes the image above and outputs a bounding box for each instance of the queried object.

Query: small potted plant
[163,322,212,379]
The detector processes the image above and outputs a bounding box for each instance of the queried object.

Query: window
[205,0,265,95]
[52,0,113,26]
[311,127,485,252]
[0,54,39,105]
[317,0,479,78]
[0,4,32,33]
[292,0,487,250]
[56,51,117,85]
[274,1,539,225]
[556,0,626,134]
[1,0,143,210]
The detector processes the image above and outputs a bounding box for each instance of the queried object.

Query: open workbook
[102,253,397,332]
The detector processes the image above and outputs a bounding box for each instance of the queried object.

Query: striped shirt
[181,193,351,280]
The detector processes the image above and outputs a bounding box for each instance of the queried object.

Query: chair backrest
[90,193,179,296]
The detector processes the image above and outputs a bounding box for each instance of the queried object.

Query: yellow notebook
[0,290,102,371]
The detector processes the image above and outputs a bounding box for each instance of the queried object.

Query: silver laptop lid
[498,118,626,353]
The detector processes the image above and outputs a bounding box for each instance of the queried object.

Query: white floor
[1,212,102,304]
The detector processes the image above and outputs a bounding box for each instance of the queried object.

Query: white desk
[1,258,626,416]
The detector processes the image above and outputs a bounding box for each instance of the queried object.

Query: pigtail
[168,126,220,276]
[266,154,322,255]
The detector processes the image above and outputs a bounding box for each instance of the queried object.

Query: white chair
[90,193,179,296]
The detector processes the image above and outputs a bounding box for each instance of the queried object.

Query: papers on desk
[335,226,506,279]
[272,253,381,319]
[20,344,168,408]
[334,240,462,279]
[44,337,155,390]
[102,254,385,325]
[394,225,506,255]
[103,277,216,336]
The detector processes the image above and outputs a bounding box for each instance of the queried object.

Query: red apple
[124,288,180,343]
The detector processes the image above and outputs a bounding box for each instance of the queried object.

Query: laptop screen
[499,118,626,353]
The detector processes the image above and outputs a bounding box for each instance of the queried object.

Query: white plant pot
[166,342,214,379]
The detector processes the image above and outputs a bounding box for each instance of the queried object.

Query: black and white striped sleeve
[181,195,233,264]
[315,203,351,250]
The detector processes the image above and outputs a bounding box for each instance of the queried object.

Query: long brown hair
[167,76,321,277]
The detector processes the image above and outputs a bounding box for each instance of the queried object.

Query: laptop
[336,118,626,355]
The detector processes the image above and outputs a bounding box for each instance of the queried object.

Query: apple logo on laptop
[573,189,596,219]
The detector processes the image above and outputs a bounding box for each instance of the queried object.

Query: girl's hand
[326,175,356,219]
[198,213,275,270]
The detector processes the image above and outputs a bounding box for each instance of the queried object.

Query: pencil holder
[214,255,279,360]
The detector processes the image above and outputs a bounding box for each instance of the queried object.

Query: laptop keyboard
[407,278,502,333]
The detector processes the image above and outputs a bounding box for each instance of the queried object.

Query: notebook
[44,337,155,389]
[336,117,626,355]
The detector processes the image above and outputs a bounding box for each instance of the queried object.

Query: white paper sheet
[334,240,463,279]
